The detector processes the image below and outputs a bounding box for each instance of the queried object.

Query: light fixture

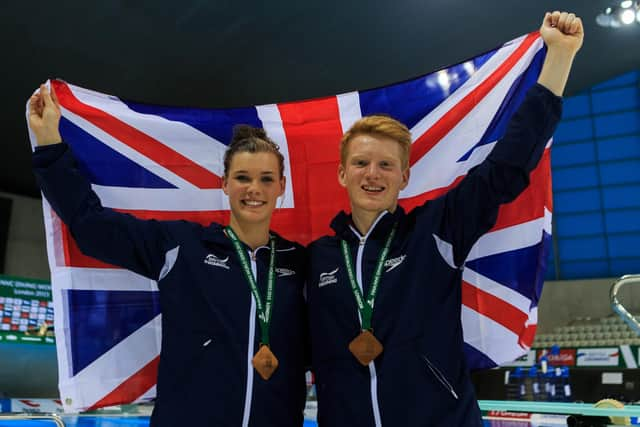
[596,0,640,27]
[621,7,636,23]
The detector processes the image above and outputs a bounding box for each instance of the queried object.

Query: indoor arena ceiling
[2,0,639,197]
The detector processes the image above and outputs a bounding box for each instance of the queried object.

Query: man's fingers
[571,17,583,35]
[557,12,569,32]
[563,13,576,33]
[550,11,561,27]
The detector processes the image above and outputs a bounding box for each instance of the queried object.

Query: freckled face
[338,134,409,217]
[222,151,285,227]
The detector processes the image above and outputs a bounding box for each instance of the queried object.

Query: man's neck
[351,208,392,236]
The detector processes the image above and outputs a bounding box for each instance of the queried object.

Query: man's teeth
[243,200,264,206]
[363,186,383,192]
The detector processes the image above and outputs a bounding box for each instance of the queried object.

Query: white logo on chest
[203,254,230,270]
[318,267,339,288]
[276,268,296,277]
[384,254,406,272]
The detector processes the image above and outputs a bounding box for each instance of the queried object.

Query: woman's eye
[261,176,275,183]
[235,175,250,182]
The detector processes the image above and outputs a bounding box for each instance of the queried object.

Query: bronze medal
[348,330,383,366]
[252,344,279,380]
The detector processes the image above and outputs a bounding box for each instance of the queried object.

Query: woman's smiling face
[223,151,285,228]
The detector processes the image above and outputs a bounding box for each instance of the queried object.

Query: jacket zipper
[421,354,459,400]
[350,213,389,427]
[241,250,258,427]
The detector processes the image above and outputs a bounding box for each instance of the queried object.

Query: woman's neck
[227,217,271,250]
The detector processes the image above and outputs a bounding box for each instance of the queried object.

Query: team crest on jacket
[276,268,296,277]
[318,268,339,288]
[384,254,406,272]
[203,254,230,269]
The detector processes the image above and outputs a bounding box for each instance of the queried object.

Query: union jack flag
[28,31,551,412]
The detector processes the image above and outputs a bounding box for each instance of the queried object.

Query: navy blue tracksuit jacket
[33,144,308,427]
[307,84,562,427]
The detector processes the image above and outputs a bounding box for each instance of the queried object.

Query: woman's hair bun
[231,125,267,144]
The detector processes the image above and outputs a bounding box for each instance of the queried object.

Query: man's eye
[261,176,275,183]
[380,161,391,168]
[355,160,367,167]
[235,175,250,182]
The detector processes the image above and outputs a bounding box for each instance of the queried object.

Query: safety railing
[0,413,65,427]
[611,274,640,335]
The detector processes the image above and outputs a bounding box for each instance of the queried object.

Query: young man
[307,11,583,427]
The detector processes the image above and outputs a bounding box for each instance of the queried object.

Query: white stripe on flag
[92,185,228,211]
[58,314,162,412]
[403,37,544,197]
[336,92,362,134]
[256,104,295,209]
[52,268,159,292]
[462,268,532,314]
[66,83,228,177]
[60,105,199,190]
[466,208,552,261]
[462,305,525,365]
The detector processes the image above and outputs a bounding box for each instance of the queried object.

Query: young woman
[29,85,307,427]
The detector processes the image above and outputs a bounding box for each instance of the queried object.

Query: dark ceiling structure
[3,0,639,197]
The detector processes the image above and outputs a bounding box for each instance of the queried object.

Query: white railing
[0,414,65,427]
[611,274,640,335]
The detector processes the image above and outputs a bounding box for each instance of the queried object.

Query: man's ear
[400,167,410,190]
[338,164,347,188]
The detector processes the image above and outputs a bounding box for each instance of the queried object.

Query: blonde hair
[340,115,411,169]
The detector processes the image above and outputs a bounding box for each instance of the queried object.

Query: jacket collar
[201,222,295,253]
[330,206,406,243]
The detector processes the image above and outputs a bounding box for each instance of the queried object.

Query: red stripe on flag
[461,280,528,336]
[277,96,350,244]
[409,32,540,167]
[52,80,221,189]
[399,175,466,212]
[400,147,552,232]
[491,148,551,232]
[88,356,159,410]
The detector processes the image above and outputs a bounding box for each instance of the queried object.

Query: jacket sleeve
[33,143,176,280]
[435,83,562,267]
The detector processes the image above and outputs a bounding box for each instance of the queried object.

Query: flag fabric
[28,31,551,412]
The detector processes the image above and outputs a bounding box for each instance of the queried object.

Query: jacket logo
[384,254,406,272]
[203,254,230,270]
[276,268,296,277]
[318,268,339,288]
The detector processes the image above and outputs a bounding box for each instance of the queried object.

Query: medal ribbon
[341,223,397,331]
[226,226,276,346]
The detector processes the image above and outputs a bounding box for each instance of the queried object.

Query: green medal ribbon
[340,223,397,331]
[226,226,276,346]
